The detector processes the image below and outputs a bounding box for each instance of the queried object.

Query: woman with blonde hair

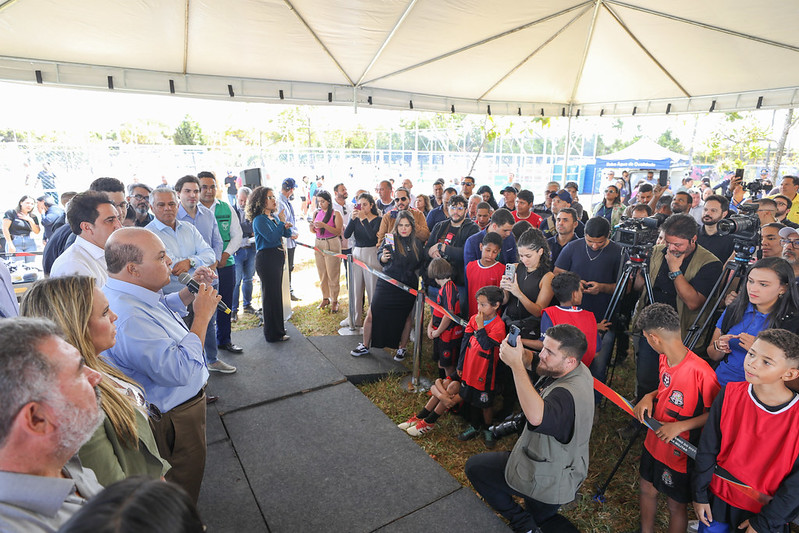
[20,276,169,486]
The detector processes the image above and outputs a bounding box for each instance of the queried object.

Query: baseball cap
[779,227,799,239]
[282,178,297,190]
[501,186,518,194]
[549,190,573,203]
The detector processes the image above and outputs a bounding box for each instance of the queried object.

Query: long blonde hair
[20,276,140,447]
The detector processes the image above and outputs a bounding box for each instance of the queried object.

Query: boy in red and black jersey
[632,303,720,533]
[426,258,464,380]
[693,329,799,533]
[457,285,506,449]
[465,231,505,318]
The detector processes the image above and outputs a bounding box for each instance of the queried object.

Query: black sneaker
[243,305,256,315]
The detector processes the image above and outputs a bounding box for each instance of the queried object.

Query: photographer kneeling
[465,324,594,533]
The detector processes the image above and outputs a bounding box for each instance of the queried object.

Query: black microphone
[178,273,231,315]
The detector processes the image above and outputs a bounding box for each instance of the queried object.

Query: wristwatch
[668,269,681,280]
[189,257,196,268]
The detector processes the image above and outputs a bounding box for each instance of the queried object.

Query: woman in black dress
[500,228,554,346]
[350,210,424,361]
[247,186,293,342]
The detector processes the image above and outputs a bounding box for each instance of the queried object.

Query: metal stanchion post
[337,254,361,335]
[402,290,431,393]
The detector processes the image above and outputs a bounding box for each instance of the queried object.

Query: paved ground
[197,325,510,533]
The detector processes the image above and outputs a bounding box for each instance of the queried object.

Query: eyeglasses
[780,239,799,249]
[131,194,149,202]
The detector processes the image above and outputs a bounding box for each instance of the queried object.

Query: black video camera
[612,213,667,249]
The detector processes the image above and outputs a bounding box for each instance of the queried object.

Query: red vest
[542,306,597,366]
[710,381,799,513]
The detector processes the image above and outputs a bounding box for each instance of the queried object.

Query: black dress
[502,266,547,338]
[370,236,424,349]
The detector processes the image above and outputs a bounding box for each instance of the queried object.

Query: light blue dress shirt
[146,218,216,294]
[277,193,299,248]
[177,204,224,259]
[102,278,208,413]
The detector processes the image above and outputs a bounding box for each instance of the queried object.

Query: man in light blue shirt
[277,178,300,300]
[102,227,220,503]
[147,186,235,375]
[173,177,235,375]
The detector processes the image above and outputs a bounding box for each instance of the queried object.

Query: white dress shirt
[50,236,109,287]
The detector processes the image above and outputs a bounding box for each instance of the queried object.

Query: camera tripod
[683,240,757,351]
[600,248,655,397]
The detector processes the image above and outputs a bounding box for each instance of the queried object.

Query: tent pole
[562,109,573,184]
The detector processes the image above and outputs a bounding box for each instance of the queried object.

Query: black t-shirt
[224,175,237,195]
[651,247,722,309]
[547,233,579,264]
[525,375,575,444]
[3,210,39,236]
[555,239,623,320]
[696,226,735,262]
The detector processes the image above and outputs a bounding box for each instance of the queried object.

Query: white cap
[778,227,799,239]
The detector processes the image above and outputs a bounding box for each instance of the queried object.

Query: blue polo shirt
[714,304,769,386]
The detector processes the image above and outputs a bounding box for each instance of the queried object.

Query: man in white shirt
[50,191,122,286]
[332,183,352,253]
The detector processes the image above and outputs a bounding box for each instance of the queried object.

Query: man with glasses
[425,194,478,304]
[460,176,476,201]
[629,214,721,411]
[376,187,430,246]
[773,194,799,229]
[127,183,154,227]
[779,227,799,281]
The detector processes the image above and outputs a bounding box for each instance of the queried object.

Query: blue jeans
[204,314,219,365]
[10,235,36,263]
[590,330,615,403]
[228,194,237,206]
[234,246,256,310]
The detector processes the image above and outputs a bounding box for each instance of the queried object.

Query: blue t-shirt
[714,304,769,387]
[554,239,622,320]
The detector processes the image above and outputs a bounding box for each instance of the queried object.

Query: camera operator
[631,214,722,403]
[696,194,735,262]
[623,183,654,218]
[465,324,593,533]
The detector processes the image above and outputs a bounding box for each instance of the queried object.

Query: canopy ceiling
[1,0,798,117]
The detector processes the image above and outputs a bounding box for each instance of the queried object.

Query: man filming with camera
[465,324,594,533]
[630,214,722,406]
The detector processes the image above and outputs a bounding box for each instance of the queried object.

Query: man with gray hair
[0,317,105,532]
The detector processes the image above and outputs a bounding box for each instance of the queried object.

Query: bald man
[101,227,220,503]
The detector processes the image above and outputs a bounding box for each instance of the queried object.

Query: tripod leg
[593,424,644,503]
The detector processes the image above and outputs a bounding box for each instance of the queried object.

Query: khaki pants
[150,391,207,504]
[315,237,342,301]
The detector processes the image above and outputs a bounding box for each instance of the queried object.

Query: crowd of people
[2,167,799,532]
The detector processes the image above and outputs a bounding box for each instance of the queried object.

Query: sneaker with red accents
[398,415,421,430]
[406,419,436,437]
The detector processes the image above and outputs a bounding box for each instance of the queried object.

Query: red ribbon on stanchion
[297,238,771,507]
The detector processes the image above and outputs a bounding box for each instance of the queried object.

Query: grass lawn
[232,261,794,532]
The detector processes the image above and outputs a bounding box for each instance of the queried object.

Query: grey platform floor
[198,325,509,532]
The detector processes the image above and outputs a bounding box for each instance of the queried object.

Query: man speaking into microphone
[102,227,221,503]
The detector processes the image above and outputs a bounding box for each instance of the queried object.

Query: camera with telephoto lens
[743,179,768,197]
[612,213,667,249]
[490,411,527,438]
[717,203,760,242]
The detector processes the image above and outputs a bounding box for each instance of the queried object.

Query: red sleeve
[485,316,507,343]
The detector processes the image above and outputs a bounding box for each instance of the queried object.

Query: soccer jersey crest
[662,372,671,387]
[668,390,684,407]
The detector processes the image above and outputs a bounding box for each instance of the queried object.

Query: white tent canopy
[0,0,798,116]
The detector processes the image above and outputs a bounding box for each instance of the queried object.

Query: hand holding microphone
[178,273,229,315]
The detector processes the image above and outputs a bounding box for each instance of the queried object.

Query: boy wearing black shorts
[632,303,720,533]
[426,257,464,379]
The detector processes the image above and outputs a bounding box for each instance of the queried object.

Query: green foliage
[696,112,771,167]
[173,115,206,145]
[656,129,685,153]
